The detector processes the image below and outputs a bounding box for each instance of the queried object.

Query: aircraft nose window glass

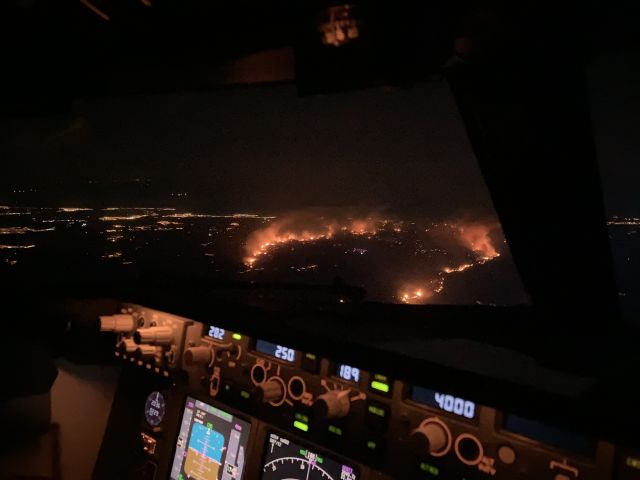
[588,48,640,324]
[0,82,528,306]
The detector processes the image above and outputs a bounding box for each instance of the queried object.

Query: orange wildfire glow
[242,210,503,305]
[398,222,501,304]
[243,212,382,266]
[456,223,500,261]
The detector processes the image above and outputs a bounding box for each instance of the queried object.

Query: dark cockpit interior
[1,1,639,479]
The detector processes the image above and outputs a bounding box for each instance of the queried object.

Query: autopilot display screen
[255,339,297,363]
[261,432,358,480]
[503,414,595,457]
[410,386,478,421]
[170,397,251,480]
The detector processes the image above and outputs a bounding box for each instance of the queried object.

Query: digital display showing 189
[255,339,297,363]
[335,363,360,383]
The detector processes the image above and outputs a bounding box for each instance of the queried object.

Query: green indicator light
[305,353,317,360]
[367,440,377,450]
[317,456,324,464]
[420,462,440,476]
[627,457,640,470]
[293,421,309,432]
[295,413,309,423]
[370,380,390,393]
[232,333,242,341]
[367,405,386,417]
[374,373,389,382]
[328,425,343,436]
[299,449,307,456]
[206,422,213,429]
[240,390,250,399]
[224,384,231,391]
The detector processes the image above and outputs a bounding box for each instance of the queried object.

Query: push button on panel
[497,445,516,465]
[363,436,386,466]
[301,352,320,373]
[369,374,392,396]
[365,401,390,431]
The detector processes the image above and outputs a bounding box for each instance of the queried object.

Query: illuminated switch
[301,352,320,373]
[369,374,392,396]
[140,432,157,455]
[362,436,386,466]
[618,453,640,480]
[325,419,347,447]
[418,461,441,477]
[365,401,390,431]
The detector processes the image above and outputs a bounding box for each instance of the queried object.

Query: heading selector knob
[134,326,174,346]
[254,378,285,405]
[411,418,451,457]
[314,390,351,419]
[99,314,136,333]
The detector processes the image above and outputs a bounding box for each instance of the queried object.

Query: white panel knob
[99,314,135,333]
[135,326,174,345]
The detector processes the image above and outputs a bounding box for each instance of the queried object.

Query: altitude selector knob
[313,390,351,419]
[411,419,450,456]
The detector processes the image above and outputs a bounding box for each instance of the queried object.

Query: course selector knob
[314,390,351,419]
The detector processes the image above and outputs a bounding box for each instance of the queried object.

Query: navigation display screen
[261,432,358,480]
[170,397,251,480]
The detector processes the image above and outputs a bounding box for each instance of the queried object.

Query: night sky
[2,47,638,218]
[0,81,511,218]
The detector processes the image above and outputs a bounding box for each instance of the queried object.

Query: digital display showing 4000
[411,386,477,420]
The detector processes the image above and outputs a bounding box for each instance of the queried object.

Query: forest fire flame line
[244,216,383,266]
[242,213,503,304]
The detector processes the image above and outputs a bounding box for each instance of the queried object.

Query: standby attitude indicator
[261,432,357,480]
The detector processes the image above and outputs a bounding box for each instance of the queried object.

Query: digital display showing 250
[255,339,296,363]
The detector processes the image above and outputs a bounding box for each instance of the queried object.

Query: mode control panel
[99,304,619,480]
